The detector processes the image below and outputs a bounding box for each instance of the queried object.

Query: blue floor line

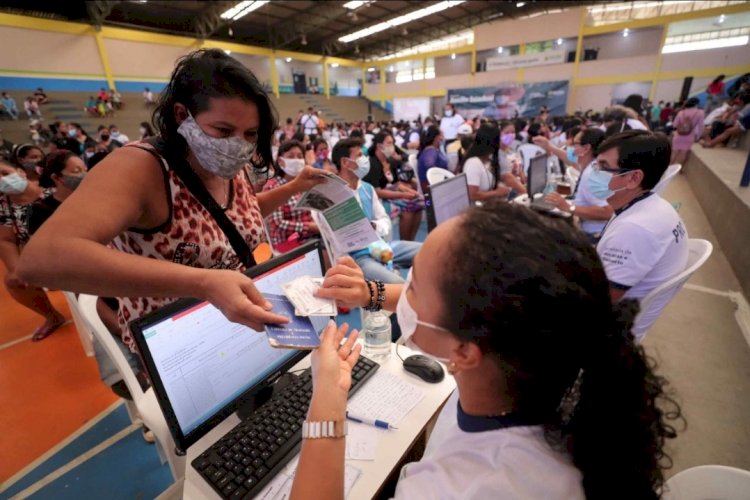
[26,430,173,500]
[1,404,131,498]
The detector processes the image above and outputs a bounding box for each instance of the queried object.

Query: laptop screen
[430,174,471,227]
[527,154,549,197]
[131,242,328,451]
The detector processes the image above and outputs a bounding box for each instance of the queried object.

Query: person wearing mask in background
[282,117,296,141]
[143,87,154,106]
[650,101,663,130]
[497,121,527,196]
[1,92,18,120]
[701,91,750,148]
[12,144,45,182]
[416,125,448,193]
[18,49,326,353]
[109,124,129,145]
[0,161,66,341]
[659,102,674,127]
[461,123,511,202]
[139,121,155,140]
[311,137,333,171]
[517,122,546,176]
[34,88,48,105]
[262,140,319,252]
[330,138,421,284]
[670,97,704,167]
[439,103,464,148]
[0,129,14,161]
[405,120,425,150]
[69,122,93,155]
[53,121,83,154]
[364,132,423,241]
[24,97,42,120]
[446,123,473,172]
[98,126,122,153]
[299,107,320,141]
[535,128,612,242]
[29,150,87,235]
[110,89,122,110]
[291,201,682,500]
[705,74,725,114]
[591,130,688,340]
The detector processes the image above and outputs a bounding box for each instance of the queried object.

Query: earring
[447,362,459,375]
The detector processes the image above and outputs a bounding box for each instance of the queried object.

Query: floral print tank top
[111,142,266,351]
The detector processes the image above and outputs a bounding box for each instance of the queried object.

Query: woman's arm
[17,147,288,331]
[532,136,576,167]
[315,256,401,311]
[0,226,20,279]
[467,185,510,202]
[501,172,527,195]
[256,167,325,218]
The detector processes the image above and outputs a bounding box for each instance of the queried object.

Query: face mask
[280,158,304,177]
[0,173,28,195]
[22,160,40,174]
[566,146,578,163]
[68,129,77,138]
[317,150,328,160]
[396,270,452,363]
[177,113,256,179]
[588,167,629,200]
[347,155,370,179]
[84,151,95,160]
[100,134,110,141]
[381,145,395,158]
[139,127,147,136]
[444,110,453,117]
[61,173,85,191]
[501,133,515,146]
[110,131,120,138]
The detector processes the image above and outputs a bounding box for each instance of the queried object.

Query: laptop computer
[129,240,333,455]
[527,154,566,215]
[424,173,472,232]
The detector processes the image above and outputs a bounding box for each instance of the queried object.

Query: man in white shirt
[299,107,320,140]
[593,130,688,339]
[439,103,464,148]
[331,138,422,284]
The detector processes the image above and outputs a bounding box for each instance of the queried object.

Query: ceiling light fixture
[224,49,232,55]
[516,2,526,7]
[556,38,563,45]
[331,63,340,68]
[389,65,394,71]
[662,35,748,54]
[220,0,270,21]
[717,14,726,24]
[338,1,465,43]
[623,28,630,37]
[285,57,292,62]
[343,0,370,9]
[451,53,456,59]
[367,67,376,71]
[301,34,307,45]
[228,26,234,37]
[497,46,504,53]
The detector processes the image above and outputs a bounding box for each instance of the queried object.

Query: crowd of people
[84,87,123,118]
[3,48,748,497]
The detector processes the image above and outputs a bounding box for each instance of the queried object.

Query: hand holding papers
[281,276,336,317]
[264,294,320,349]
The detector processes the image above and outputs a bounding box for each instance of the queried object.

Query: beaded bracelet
[364,279,385,312]
[365,279,376,310]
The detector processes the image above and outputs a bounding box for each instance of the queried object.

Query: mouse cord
[395,343,406,362]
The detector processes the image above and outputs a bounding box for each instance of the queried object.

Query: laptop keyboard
[191,355,380,499]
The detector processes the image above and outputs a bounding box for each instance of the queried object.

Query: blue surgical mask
[348,156,371,179]
[566,146,578,163]
[0,173,29,195]
[445,110,453,117]
[588,168,628,200]
[68,129,77,138]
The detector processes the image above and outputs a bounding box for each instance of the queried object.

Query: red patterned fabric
[261,176,315,248]
[111,142,266,351]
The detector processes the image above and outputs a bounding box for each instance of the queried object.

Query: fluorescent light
[367,67,376,71]
[717,14,726,24]
[388,66,394,71]
[285,57,292,62]
[516,2,525,6]
[623,28,629,37]
[338,1,465,43]
[662,35,749,54]
[556,38,563,45]
[224,49,232,55]
[220,1,269,21]
[497,46,503,53]
[331,63,339,68]
[450,53,456,59]
[343,0,368,9]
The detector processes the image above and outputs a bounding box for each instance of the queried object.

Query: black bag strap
[144,138,256,268]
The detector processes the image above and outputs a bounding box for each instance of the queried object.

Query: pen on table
[346,411,397,430]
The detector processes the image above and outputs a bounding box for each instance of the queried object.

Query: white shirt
[517,143,546,175]
[394,391,584,500]
[463,157,495,192]
[440,114,464,140]
[408,131,421,147]
[573,163,610,235]
[626,118,648,130]
[300,114,319,135]
[596,193,689,339]
[111,132,130,144]
[354,180,391,239]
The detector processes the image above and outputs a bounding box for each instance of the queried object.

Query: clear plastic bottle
[363,311,392,362]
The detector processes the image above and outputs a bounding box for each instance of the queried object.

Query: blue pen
[346,411,397,430]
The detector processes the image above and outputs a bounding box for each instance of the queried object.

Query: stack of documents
[281,276,336,317]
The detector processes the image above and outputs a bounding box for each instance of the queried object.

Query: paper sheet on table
[345,422,378,461]
[282,276,336,316]
[347,371,425,425]
[296,173,379,253]
[257,456,361,499]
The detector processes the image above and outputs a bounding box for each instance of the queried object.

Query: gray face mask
[62,173,85,191]
[177,113,257,179]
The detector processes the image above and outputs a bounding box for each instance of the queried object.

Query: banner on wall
[486,50,565,72]
[393,97,431,122]
[447,80,569,119]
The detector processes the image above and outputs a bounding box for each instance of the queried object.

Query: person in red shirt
[705,74,725,114]
[97,87,110,102]
[659,102,674,126]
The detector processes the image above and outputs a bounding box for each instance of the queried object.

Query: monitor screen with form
[528,154,549,197]
[136,246,328,439]
[429,173,471,227]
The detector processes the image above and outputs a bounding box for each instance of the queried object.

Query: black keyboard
[192,355,380,499]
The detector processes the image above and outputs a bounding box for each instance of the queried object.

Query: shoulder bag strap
[144,138,256,268]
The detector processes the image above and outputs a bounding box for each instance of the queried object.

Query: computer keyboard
[191,355,380,499]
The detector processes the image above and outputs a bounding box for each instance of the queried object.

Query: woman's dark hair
[286,117,293,125]
[438,201,681,499]
[331,137,363,171]
[623,94,644,114]
[153,49,278,172]
[418,125,441,157]
[12,144,44,167]
[578,127,606,156]
[598,130,671,190]
[711,74,725,84]
[292,131,307,143]
[527,122,543,141]
[274,140,304,177]
[139,122,155,138]
[368,131,392,156]
[684,97,700,108]
[464,123,499,162]
[312,137,328,152]
[39,150,75,188]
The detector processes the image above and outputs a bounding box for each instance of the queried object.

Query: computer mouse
[403,354,445,383]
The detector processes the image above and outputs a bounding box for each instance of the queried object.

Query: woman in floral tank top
[18,49,325,351]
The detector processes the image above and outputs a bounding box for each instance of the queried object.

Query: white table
[183,343,457,499]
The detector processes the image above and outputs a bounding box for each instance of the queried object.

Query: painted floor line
[8,424,141,500]
[0,335,34,352]
[0,399,125,493]
[683,283,750,349]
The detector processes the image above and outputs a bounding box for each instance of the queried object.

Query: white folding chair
[634,238,713,341]
[427,167,454,186]
[77,294,186,480]
[61,291,94,357]
[653,164,682,195]
[663,465,750,500]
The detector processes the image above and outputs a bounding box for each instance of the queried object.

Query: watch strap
[301,420,348,439]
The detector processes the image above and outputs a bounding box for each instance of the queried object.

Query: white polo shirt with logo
[596,193,688,340]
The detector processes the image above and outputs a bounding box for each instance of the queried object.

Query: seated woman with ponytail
[289,200,681,500]
[28,150,87,235]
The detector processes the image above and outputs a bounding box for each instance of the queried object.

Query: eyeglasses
[591,161,628,175]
